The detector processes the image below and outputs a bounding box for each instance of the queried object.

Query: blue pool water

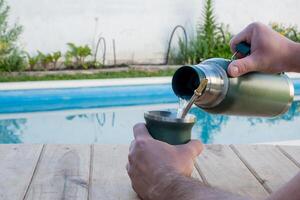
[0,84,176,113]
[0,80,300,144]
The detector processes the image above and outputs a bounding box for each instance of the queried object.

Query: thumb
[180,140,203,158]
[133,123,152,140]
[228,56,257,77]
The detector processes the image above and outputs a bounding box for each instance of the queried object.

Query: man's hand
[228,22,300,77]
[127,123,250,200]
[127,123,203,200]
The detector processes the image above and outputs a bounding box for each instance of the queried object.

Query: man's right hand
[228,22,300,77]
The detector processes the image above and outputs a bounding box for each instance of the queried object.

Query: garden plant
[169,0,300,65]
[0,0,25,72]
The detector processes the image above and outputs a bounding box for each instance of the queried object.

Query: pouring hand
[228,22,300,77]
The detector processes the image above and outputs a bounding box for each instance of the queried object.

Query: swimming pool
[1,77,300,144]
[0,84,176,113]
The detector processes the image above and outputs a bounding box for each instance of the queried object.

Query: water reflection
[66,112,116,127]
[0,119,26,143]
[189,108,229,143]
[0,102,299,144]
[64,112,116,143]
[189,101,300,143]
[247,101,300,125]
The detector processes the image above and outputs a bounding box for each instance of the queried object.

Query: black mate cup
[144,110,196,145]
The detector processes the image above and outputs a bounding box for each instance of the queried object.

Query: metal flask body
[172,58,294,117]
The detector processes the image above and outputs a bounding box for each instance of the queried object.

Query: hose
[94,37,107,65]
[165,25,188,65]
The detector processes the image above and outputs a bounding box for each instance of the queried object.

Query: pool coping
[0,72,299,91]
[0,77,172,91]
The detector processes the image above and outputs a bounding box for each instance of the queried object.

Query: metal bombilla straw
[180,78,208,119]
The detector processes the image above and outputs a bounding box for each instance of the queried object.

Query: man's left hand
[126,123,203,199]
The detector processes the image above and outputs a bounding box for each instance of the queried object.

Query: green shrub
[64,52,73,69]
[84,61,104,69]
[26,51,61,71]
[0,0,25,72]
[37,51,52,70]
[271,22,300,42]
[65,43,92,69]
[51,51,62,69]
[0,49,26,72]
[26,53,39,71]
[39,51,62,70]
[169,0,232,65]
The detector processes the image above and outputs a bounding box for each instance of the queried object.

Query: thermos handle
[236,42,251,56]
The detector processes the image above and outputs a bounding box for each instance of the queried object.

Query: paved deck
[1,144,300,200]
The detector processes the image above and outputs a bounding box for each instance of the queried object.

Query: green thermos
[172,43,294,117]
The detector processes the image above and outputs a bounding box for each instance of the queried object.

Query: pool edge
[0,76,172,91]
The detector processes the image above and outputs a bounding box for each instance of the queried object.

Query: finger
[235,52,245,59]
[128,152,133,164]
[126,163,130,172]
[131,182,143,199]
[133,123,152,140]
[131,182,138,194]
[129,140,135,153]
[180,139,203,158]
[126,163,134,177]
[227,55,257,77]
[230,25,252,53]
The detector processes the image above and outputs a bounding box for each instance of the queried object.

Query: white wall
[8,0,300,64]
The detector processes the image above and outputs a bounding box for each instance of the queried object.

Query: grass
[0,69,176,82]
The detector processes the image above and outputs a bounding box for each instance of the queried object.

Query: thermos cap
[144,111,195,123]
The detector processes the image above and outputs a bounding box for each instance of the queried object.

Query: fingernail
[230,66,239,76]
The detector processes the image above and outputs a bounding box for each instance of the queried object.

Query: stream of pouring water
[177,79,208,119]
[176,98,188,118]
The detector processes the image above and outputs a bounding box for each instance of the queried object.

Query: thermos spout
[172,66,201,100]
[173,59,230,109]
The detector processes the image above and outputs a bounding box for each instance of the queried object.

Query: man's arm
[266,172,300,200]
[151,172,249,200]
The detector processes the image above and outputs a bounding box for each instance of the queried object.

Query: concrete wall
[9,0,300,64]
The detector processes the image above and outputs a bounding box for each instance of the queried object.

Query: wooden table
[0,144,299,200]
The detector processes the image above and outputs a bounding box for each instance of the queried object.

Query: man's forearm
[266,172,300,200]
[149,172,249,200]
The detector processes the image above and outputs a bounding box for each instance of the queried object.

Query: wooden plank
[278,145,300,167]
[25,144,90,200]
[196,144,268,200]
[90,144,139,200]
[90,144,202,200]
[232,145,300,193]
[0,144,43,200]
[191,166,203,181]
